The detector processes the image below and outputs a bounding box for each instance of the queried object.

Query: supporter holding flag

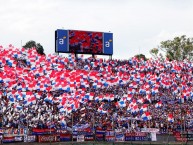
[137,97,144,104]
[118,98,126,108]
[97,103,107,114]
[141,112,151,121]
[168,113,174,123]
[155,101,162,108]
[140,104,148,113]
[146,94,151,103]
[131,105,139,114]
[1,44,193,136]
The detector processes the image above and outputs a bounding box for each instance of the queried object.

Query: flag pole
[184,113,186,132]
[27,106,29,142]
[2,91,6,145]
[112,113,115,145]
[1,100,4,144]
[180,97,183,136]
[92,111,95,142]
[49,105,52,145]
[72,112,73,143]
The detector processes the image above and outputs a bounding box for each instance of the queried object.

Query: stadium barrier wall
[1,127,193,144]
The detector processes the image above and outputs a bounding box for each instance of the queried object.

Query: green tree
[150,35,193,61]
[23,40,45,55]
[150,48,158,58]
[36,43,44,55]
[135,54,148,61]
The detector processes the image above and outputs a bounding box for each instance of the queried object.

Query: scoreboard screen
[55,29,113,55]
[69,30,103,54]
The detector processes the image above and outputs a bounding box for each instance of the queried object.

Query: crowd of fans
[0,45,193,134]
[69,30,103,54]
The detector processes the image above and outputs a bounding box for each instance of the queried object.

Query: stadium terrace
[0,45,193,143]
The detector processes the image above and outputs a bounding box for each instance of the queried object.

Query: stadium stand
[0,45,193,143]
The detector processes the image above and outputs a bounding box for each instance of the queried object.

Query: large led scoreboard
[55,29,113,55]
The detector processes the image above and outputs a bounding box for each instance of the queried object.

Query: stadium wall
[4,140,193,145]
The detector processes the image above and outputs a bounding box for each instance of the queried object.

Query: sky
[0,0,193,59]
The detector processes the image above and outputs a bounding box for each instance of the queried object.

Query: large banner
[141,128,158,141]
[135,132,148,141]
[56,129,70,134]
[3,128,27,136]
[60,134,71,141]
[96,129,105,141]
[72,128,93,141]
[115,134,124,142]
[32,128,55,135]
[3,136,15,143]
[174,131,193,142]
[115,130,124,142]
[141,128,159,133]
[14,136,23,142]
[24,135,36,142]
[77,135,84,142]
[105,130,115,142]
[151,132,157,141]
[125,132,135,141]
[105,136,115,142]
[84,134,94,141]
[125,132,148,141]
[38,135,60,143]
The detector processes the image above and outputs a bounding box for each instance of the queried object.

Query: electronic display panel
[55,29,113,55]
[69,30,103,54]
